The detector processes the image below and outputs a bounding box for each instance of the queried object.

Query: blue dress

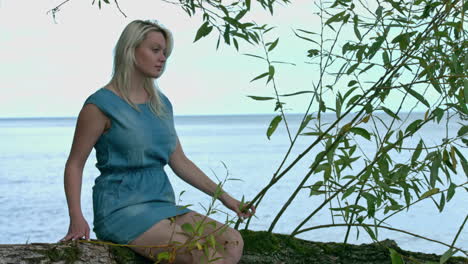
[83,88,191,244]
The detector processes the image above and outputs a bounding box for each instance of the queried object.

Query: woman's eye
[153,49,160,53]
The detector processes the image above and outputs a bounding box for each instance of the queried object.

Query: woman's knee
[222,228,243,261]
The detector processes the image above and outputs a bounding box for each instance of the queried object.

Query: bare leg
[128,217,224,263]
[175,212,244,264]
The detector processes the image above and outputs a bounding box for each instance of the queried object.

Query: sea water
[0,113,466,256]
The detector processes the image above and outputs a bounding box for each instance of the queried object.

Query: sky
[0,0,435,118]
[0,0,322,118]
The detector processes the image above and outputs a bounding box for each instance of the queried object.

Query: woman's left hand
[222,196,256,220]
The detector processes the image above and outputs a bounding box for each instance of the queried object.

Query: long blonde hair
[110,19,174,117]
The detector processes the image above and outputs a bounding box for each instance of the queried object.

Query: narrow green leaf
[430,154,441,188]
[381,106,401,120]
[350,127,372,140]
[223,16,241,27]
[411,140,423,165]
[342,186,356,199]
[382,51,390,67]
[457,125,468,137]
[347,63,359,75]
[243,53,266,60]
[247,95,275,101]
[279,91,313,97]
[375,6,383,20]
[194,22,213,42]
[405,119,423,135]
[420,188,439,199]
[157,252,170,261]
[250,72,269,82]
[267,65,275,83]
[245,0,251,10]
[299,114,314,133]
[325,11,345,25]
[233,38,239,50]
[359,63,376,74]
[438,192,446,212]
[181,223,194,234]
[268,38,279,52]
[235,9,247,20]
[389,248,405,264]
[267,115,282,140]
[353,15,362,40]
[363,225,377,241]
[404,86,430,107]
[440,248,458,264]
[447,183,456,202]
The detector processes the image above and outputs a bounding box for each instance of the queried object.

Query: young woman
[60,19,255,263]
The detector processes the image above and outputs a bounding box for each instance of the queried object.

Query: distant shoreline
[0,111,433,121]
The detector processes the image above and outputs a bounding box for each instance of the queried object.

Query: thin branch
[294,223,467,256]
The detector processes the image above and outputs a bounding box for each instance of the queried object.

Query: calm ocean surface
[0,113,466,255]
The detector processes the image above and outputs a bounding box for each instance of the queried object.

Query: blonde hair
[109,19,174,117]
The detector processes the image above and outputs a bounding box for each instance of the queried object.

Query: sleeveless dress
[83,87,191,245]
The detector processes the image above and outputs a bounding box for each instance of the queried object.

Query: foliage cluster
[49,0,467,263]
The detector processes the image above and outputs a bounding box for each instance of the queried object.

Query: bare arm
[61,103,108,241]
[168,137,255,218]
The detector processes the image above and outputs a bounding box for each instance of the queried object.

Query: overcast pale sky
[0,0,323,118]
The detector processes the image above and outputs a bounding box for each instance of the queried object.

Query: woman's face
[134,31,167,78]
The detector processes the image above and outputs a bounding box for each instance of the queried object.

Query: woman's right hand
[60,215,90,242]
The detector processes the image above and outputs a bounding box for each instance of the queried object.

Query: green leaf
[420,188,439,199]
[181,223,194,235]
[359,63,376,74]
[233,38,239,50]
[382,50,391,68]
[447,183,456,202]
[223,16,241,27]
[268,38,279,52]
[392,33,409,51]
[235,9,247,20]
[279,91,314,97]
[457,125,468,137]
[430,154,441,188]
[389,248,405,264]
[440,248,458,264]
[299,114,314,133]
[350,127,371,140]
[267,115,282,140]
[353,15,362,40]
[342,186,356,199]
[375,6,383,20]
[381,107,401,120]
[347,63,359,74]
[267,65,275,83]
[411,140,423,165]
[405,119,423,135]
[243,53,266,60]
[250,72,269,82]
[308,180,325,196]
[157,252,170,261]
[363,225,377,241]
[404,86,430,107]
[247,95,275,101]
[325,11,345,25]
[438,192,446,212]
[194,22,213,42]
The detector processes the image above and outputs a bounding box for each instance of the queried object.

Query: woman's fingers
[85,228,90,241]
